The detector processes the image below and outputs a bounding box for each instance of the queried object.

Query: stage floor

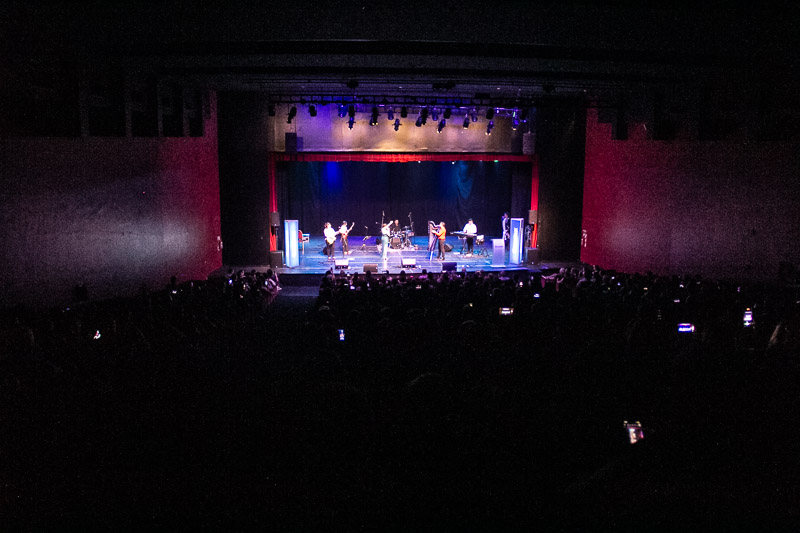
[288,235,523,274]
[215,236,571,278]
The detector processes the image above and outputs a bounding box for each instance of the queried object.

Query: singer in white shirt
[323,222,337,260]
[462,218,477,254]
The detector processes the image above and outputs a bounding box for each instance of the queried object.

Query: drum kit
[390,227,414,249]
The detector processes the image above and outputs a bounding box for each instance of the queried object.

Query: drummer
[462,218,477,255]
[391,219,401,235]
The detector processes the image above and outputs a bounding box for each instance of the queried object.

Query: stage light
[463,116,470,128]
[443,108,451,119]
[387,108,394,120]
[287,106,297,124]
[393,118,401,131]
[348,117,355,129]
[437,118,446,133]
[338,104,347,118]
[511,109,519,130]
[370,106,379,126]
[415,116,423,127]
[420,107,429,125]
[400,106,408,118]
[431,108,439,121]
[348,104,355,118]
[486,107,495,120]
[308,104,317,117]
[471,108,478,122]
[486,120,494,135]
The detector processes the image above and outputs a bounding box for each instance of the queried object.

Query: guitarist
[323,222,337,260]
[339,220,355,255]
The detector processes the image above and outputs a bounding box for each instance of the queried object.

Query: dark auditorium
[2,2,800,530]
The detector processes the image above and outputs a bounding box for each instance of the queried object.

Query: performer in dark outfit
[501,212,510,247]
[339,221,354,255]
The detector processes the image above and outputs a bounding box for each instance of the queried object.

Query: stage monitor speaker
[442,261,457,272]
[269,211,280,227]
[444,243,454,252]
[525,247,540,265]
[528,210,538,225]
[401,258,416,268]
[335,259,349,269]
[363,263,378,273]
[270,251,284,267]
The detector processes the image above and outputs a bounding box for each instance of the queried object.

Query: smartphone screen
[624,421,644,444]
[338,329,345,341]
[743,308,754,327]
[677,323,695,333]
[499,307,514,316]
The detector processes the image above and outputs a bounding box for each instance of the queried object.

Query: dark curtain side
[277,161,526,238]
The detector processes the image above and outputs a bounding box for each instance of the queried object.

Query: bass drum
[390,236,403,249]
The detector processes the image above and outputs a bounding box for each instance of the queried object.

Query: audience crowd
[1,264,798,529]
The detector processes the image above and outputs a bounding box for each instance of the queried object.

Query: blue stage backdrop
[277,161,528,239]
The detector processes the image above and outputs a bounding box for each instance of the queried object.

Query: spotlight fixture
[420,107,429,125]
[431,108,439,121]
[437,118,446,133]
[308,104,317,117]
[486,107,495,120]
[287,106,297,124]
[400,106,408,118]
[348,116,355,129]
[463,116,470,128]
[387,108,394,121]
[471,108,478,122]
[415,115,423,127]
[338,104,347,118]
[393,118,401,131]
[370,106,379,126]
[443,108,451,119]
[348,104,355,118]
[486,120,494,135]
[511,109,519,130]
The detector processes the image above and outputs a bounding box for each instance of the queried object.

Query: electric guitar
[341,222,355,237]
[325,228,337,245]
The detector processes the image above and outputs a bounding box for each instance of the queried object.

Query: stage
[212,235,570,280]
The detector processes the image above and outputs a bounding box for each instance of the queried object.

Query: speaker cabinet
[442,261,457,272]
[285,132,297,153]
[444,243,454,252]
[525,247,540,265]
[363,263,378,273]
[270,251,284,267]
[269,212,280,227]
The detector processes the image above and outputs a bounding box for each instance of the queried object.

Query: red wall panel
[582,108,800,280]
[0,96,221,308]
